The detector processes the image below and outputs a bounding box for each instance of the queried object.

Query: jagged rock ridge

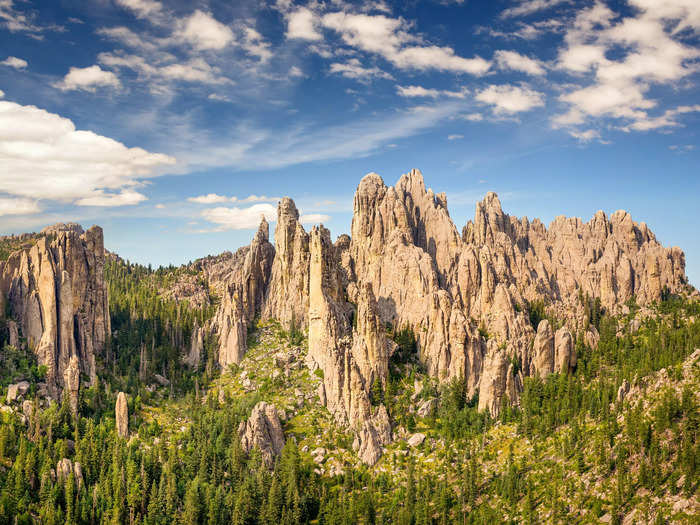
[0,224,111,403]
[198,169,687,464]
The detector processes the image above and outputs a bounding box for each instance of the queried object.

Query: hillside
[0,170,697,524]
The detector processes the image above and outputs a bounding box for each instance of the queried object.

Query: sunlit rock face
[0,224,110,398]
[208,168,686,462]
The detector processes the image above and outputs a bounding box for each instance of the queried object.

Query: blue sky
[0,0,698,285]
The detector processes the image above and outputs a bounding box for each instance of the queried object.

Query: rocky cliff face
[238,401,285,467]
[116,391,128,438]
[206,168,686,464]
[263,198,310,325]
[0,224,110,398]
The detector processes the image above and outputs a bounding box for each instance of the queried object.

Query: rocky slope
[0,223,110,405]
[192,168,686,464]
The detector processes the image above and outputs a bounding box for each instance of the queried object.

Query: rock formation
[213,283,248,368]
[238,401,285,467]
[116,392,128,438]
[204,168,686,461]
[307,225,393,464]
[56,457,83,489]
[184,322,204,368]
[0,224,110,396]
[263,198,310,325]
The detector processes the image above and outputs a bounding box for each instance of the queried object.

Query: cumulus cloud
[447,134,464,140]
[175,10,234,51]
[494,50,545,75]
[53,65,120,92]
[0,90,3,98]
[1,56,27,69]
[303,11,491,75]
[476,84,545,114]
[329,58,393,81]
[0,100,175,206]
[201,203,276,230]
[554,0,700,136]
[396,85,467,99]
[287,7,322,40]
[0,197,41,216]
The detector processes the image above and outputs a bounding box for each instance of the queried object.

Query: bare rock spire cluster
[198,168,687,464]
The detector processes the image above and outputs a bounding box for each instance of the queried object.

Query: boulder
[6,381,30,403]
[416,398,437,417]
[407,433,426,447]
[238,401,285,467]
[154,374,170,387]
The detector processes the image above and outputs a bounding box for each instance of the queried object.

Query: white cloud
[460,112,484,121]
[569,129,600,142]
[289,65,304,77]
[321,12,490,75]
[1,56,27,69]
[188,193,229,204]
[447,134,464,140]
[622,104,700,132]
[287,7,322,40]
[201,203,276,230]
[501,0,569,19]
[554,0,700,137]
[188,194,280,204]
[76,190,148,207]
[0,0,60,34]
[494,50,545,75]
[0,100,175,206]
[175,10,234,51]
[115,0,163,21]
[299,213,331,224]
[0,90,3,98]
[242,27,272,62]
[0,197,40,216]
[396,85,467,99]
[476,84,545,114]
[99,53,232,87]
[53,65,120,92]
[329,58,393,81]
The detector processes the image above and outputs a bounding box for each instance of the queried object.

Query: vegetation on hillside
[0,258,698,523]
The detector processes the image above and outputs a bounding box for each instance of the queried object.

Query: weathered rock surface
[263,198,310,325]
[203,168,687,457]
[238,401,285,467]
[56,457,83,488]
[407,432,426,447]
[213,283,248,367]
[0,225,110,396]
[184,322,204,368]
[116,392,128,438]
[6,381,29,403]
